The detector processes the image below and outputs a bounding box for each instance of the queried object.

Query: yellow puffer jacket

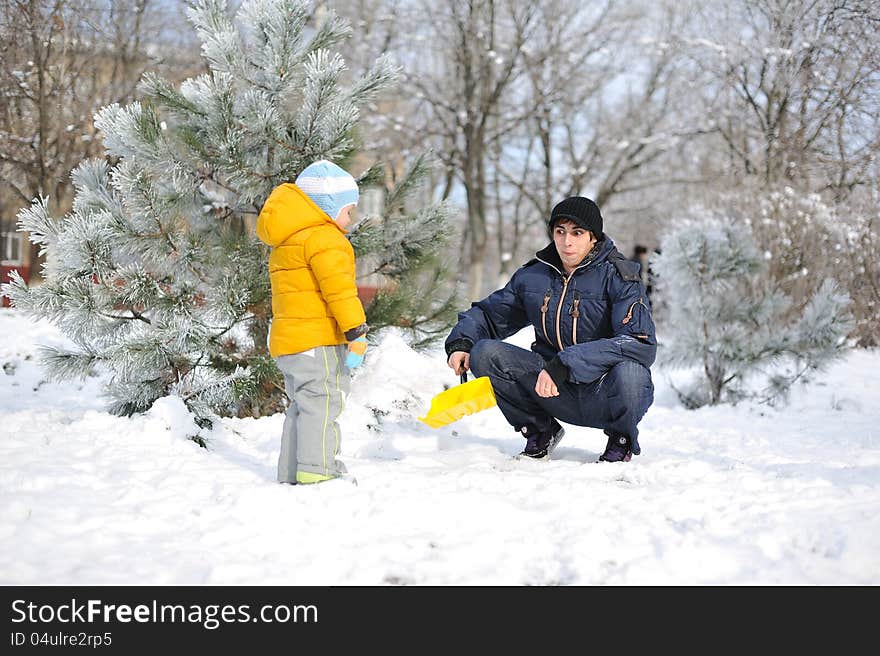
[256,183,366,357]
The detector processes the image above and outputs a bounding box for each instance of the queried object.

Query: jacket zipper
[570,291,580,345]
[540,289,552,345]
[622,297,648,325]
[554,276,571,350]
[622,297,651,339]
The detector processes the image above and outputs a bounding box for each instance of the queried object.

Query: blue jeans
[468,340,654,454]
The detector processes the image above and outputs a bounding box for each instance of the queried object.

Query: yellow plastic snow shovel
[418,371,497,428]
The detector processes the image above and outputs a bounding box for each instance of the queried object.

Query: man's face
[552,219,597,271]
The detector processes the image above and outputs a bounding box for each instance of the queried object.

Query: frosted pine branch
[37,346,101,382]
[16,197,57,256]
[384,151,433,215]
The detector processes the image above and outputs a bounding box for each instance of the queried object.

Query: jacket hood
[256,183,345,247]
[535,236,617,274]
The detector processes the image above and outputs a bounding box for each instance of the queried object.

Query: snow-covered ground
[1,308,878,585]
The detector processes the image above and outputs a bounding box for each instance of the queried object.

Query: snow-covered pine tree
[3,0,453,422]
[653,215,854,407]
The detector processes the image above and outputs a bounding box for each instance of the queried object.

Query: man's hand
[447,351,470,375]
[535,369,559,397]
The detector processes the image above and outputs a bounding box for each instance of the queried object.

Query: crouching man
[445,197,655,462]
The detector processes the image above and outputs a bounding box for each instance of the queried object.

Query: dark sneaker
[599,432,633,462]
[517,421,565,460]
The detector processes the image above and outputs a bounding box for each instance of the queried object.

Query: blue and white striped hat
[294,159,359,220]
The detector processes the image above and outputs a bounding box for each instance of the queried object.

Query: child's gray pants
[275,345,350,483]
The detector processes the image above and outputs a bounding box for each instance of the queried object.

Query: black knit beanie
[548,196,604,240]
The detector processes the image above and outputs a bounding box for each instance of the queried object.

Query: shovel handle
[460,371,468,384]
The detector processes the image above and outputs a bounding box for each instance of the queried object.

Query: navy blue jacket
[446,237,656,386]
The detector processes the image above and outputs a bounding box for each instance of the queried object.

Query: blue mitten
[345,336,368,369]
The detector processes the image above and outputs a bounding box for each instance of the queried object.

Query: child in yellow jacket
[257,160,368,484]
